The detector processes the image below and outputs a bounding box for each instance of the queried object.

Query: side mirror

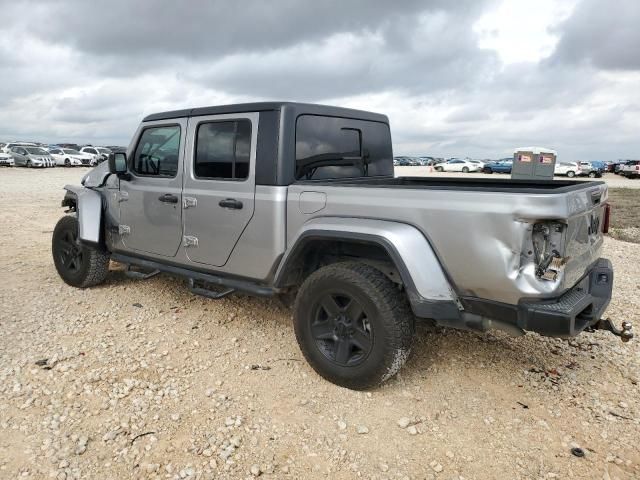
[108,152,128,176]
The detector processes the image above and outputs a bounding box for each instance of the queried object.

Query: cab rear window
[295,115,393,181]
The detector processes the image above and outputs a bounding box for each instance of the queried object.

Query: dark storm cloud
[25,0,489,58]
[551,0,640,70]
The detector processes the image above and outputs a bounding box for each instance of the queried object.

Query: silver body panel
[275,216,455,302]
[285,183,606,305]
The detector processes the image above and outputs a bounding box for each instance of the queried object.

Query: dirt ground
[0,167,639,480]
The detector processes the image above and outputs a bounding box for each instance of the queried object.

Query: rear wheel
[26,160,32,168]
[435,166,443,172]
[294,262,414,390]
[567,170,575,178]
[462,166,469,173]
[64,158,71,167]
[52,215,110,288]
[588,171,596,178]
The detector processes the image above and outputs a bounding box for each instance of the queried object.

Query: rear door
[119,119,187,257]
[182,112,258,267]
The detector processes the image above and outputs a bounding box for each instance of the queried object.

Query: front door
[182,112,258,267]
[119,119,187,257]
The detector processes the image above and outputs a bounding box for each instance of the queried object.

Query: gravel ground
[0,167,639,480]
[394,166,640,189]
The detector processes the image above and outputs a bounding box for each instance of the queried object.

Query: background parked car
[434,158,480,173]
[620,160,640,178]
[10,146,55,168]
[0,152,14,166]
[482,159,513,174]
[78,147,104,165]
[578,161,603,178]
[2,142,37,154]
[48,148,92,167]
[554,161,582,178]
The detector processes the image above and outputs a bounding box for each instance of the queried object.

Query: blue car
[482,159,513,174]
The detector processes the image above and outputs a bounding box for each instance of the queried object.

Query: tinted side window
[295,115,393,180]
[133,125,181,177]
[194,120,251,180]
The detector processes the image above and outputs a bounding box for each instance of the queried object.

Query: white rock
[397,417,411,429]
[356,425,369,434]
[250,464,261,476]
[407,425,418,435]
[337,420,347,431]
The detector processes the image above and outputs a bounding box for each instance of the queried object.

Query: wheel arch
[274,218,460,319]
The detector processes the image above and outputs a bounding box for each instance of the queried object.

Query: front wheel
[462,167,469,173]
[435,166,443,172]
[567,170,576,178]
[52,215,110,288]
[65,158,71,167]
[294,262,414,390]
[26,160,32,168]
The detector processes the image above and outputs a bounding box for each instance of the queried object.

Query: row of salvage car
[0,143,114,168]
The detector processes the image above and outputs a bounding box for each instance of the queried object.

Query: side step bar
[188,278,235,300]
[111,253,280,298]
[124,265,161,280]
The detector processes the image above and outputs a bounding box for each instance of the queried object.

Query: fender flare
[62,185,103,246]
[274,217,461,320]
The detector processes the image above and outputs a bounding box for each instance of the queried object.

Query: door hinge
[118,191,129,202]
[118,225,131,235]
[183,235,199,247]
[183,197,197,209]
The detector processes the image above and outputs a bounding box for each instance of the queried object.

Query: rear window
[295,115,393,180]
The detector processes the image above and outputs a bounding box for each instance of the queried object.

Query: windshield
[25,147,48,155]
[63,149,80,154]
[96,148,111,154]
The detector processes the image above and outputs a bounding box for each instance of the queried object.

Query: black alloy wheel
[310,292,373,367]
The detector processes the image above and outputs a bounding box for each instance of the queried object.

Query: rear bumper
[518,258,613,337]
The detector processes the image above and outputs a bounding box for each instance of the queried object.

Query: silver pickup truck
[52,102,632,390]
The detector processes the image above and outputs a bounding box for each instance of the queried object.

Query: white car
[2,142,37,154]
[434,159,480,173]
[554,162,582,178]
[48,148,93,167]
[79,146,111,164]
[0,152,14,166]
[467,159,485,170]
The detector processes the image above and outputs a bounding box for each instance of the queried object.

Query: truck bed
[287,176,607,306]
[298,175,603,193]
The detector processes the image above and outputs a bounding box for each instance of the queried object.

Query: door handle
[158,193,179,204]
[218,198,243,209]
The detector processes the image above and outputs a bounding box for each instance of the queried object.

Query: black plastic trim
[256,110,280,185]
[460,258,613,337]
[294,176,605,194]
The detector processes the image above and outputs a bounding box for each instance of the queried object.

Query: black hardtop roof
[142,101,389,123]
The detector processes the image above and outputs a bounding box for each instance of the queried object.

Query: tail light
[602,203,611,233]
[636,165,639,171]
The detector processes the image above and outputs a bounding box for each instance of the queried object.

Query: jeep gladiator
[52,102,632,389]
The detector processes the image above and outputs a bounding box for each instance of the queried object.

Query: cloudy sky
[0,0,638,160]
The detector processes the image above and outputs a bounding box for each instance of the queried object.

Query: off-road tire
[52,215,110,288]
[294,262,414,390]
